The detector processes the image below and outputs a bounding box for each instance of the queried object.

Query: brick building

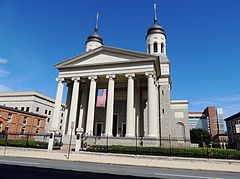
[189,106,225,136]
[225,112,240,148]
[0,105,46,138]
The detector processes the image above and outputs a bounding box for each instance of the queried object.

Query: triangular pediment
[55,46,156,68]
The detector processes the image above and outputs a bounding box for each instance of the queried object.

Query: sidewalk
[0,147,240,173]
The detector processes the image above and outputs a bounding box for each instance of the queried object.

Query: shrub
[0,139,48,149]
[87,145,240,160]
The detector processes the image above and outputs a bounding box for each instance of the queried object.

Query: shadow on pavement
[0,164,159,179]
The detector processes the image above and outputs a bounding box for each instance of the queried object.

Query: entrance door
[122,123,126,137]
[96,123,102,136]
[112,114,118,137]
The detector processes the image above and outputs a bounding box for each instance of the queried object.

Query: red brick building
[0,105,46,137]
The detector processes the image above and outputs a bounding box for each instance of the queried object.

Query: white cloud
[0,84,13,92]
[0,57,9,76]
[0,69,9,76]
[0,58,8,64]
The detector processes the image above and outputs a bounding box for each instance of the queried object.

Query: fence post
[169,134,172,155]
[135,136,138,154]
[4,132,8,155]
[26,132,29,148]
[106,133,108,152]
[207,146,209,158]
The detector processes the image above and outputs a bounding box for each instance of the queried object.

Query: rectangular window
[47,118,50,122]
[45,110,48,114]
[15,107,18,110]
[36,107,39,112]
[23,116,28,125]
[26,107,30,112]
[162,108,165,114]
[20,127,26,134]
[61,113,64,117]
[59,126,62,130]
[37,119,41,127]
[7,113,13,121]
[21,107,24,111]
[35,128,39,134]
[48,111,51,115]
[60,119,63,124]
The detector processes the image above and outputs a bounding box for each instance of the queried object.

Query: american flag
[96,89,107,108]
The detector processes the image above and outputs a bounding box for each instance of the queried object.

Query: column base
[102,133,113,137]
[146,134,158,139]
[125,134,135,138]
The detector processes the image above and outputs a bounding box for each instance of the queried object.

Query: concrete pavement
[0,146,240,173]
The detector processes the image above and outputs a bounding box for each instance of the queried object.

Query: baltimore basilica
[48,2,190,150]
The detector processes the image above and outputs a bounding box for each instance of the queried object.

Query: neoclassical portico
[48,2,190,150]
[50,64,160,139]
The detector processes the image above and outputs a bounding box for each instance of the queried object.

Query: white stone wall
[170,100,190,140]
[85,41,102,52]
[146,33,166,55]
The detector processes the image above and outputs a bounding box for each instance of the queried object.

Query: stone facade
[48,3,190,150]
[0,91,66,133]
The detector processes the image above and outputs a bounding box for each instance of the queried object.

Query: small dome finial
[94,13,99,33]
[85,13,103,52]
[154,0,157,25]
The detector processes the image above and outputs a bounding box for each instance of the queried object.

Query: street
[0,156,239,179]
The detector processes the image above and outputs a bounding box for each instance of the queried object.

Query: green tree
[190,128,212,147]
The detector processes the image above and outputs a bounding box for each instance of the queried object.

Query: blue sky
[0,0,240,118]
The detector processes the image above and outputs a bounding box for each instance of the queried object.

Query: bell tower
[146,1,166,56]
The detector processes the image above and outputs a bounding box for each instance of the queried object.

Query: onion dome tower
[85,13,103,52]
[146,1,166,56]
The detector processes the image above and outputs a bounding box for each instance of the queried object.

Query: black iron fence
[78,135,240,160]
[0,132,62,149]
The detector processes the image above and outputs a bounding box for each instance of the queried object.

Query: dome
[146,24,166,38]
[86,32,103,45]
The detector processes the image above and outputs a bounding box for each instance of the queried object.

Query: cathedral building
[48,3,190,150]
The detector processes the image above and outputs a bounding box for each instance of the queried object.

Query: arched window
[153,42,158,52]
[148,44,151,54]
[161,43,164,53]
[176,122,186,141]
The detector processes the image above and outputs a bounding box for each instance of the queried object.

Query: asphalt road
[0,156,239,179]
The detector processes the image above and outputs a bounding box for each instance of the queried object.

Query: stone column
[85,76,97,135]
[77,87,88,132]
[67,77,80,135]
[63,82,73,135]
[135,80,141,137]
[48,77,64,150]
[125,73,135,138]
[145,72,158,138]
[104,74,115,137]
[154,79,160,138]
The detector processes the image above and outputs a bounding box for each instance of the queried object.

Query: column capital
[56,77,65,83]
[71,76,81,82]
[106,74,115,80]
[88,75,97,81]
[125,73,135,79]
[145,72,155,78]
